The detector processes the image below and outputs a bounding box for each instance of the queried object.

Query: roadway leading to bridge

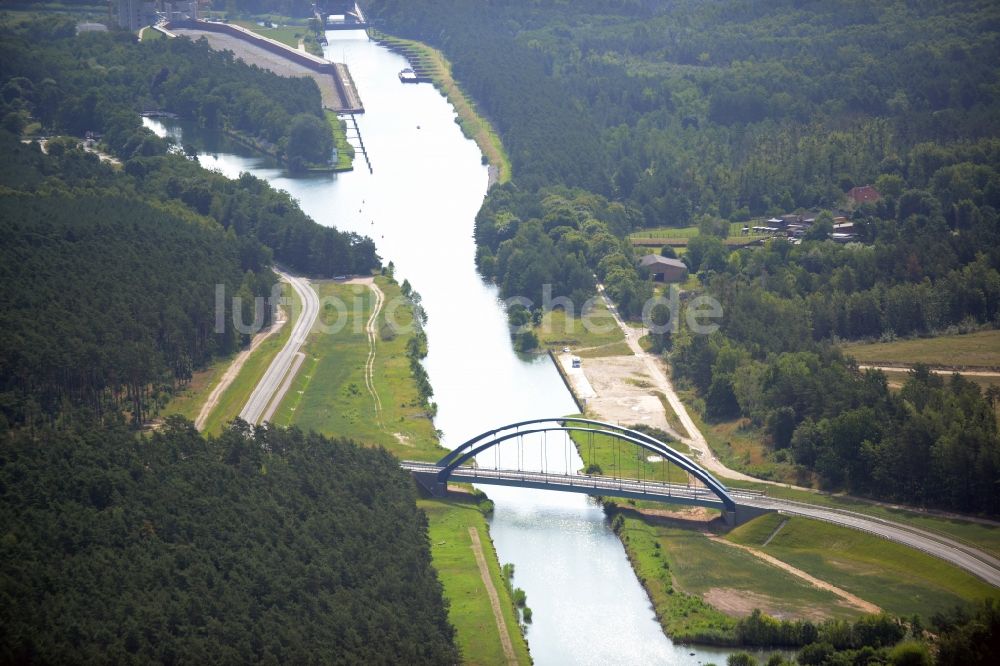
[404,459,1000,587]
[584,283,1000,586]
[239,270,319,425]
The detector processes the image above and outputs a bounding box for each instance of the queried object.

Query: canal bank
[147,28,754,664]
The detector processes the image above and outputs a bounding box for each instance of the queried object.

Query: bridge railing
[401,460,766,501]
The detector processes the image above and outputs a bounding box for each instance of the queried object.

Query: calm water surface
[149,30,753,665]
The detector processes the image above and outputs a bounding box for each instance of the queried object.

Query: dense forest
[0,123,375,428]
[0,18,380,427]
[0,418,458,663]
[0,17,461,664]
[371,0,1000,513]
[0,16,333,169]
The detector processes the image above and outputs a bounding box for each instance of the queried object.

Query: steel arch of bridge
[435,417,737,513]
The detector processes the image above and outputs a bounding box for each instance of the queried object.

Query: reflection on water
[146,29,756,664]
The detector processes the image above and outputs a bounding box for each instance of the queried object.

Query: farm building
[639,254,688,282]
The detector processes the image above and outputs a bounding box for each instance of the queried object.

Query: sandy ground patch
[703,588,836,622]
[579,354,686,439]
[708,536,881,615]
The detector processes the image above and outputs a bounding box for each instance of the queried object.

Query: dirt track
[195,305,287,430]
[362,278,384,427]
[468,527,517,665]
[707,535,882,615]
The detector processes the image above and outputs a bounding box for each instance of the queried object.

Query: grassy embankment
[232,18,323,57]
[534,298,629,353]
[727,514,1000,619]
[564,404,998,637]
[420,496,532,665]
[611,511,864,645]
[271,277,439,460]
[371,30,512,185]
[324,109,355,171]
[161,278,299,435]
[270,276,530,664]
[608,507,999,645]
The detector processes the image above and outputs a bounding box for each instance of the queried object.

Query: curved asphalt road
[743,496,1000,587]
[239,269,320,425]
[593,281,1000,587]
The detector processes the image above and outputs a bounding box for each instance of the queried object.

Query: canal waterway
[149,29,747,665]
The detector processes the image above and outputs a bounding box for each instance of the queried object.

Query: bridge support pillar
[412,471,448,498]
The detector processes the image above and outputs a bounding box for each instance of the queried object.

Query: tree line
[1,16,335,170]
[371,0,1000,515]
[0,418,459,663]
[0,30,378,427]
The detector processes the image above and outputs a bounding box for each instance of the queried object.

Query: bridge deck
[401,461,764,510]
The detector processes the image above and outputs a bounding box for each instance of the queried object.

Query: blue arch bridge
[402,417,771,526]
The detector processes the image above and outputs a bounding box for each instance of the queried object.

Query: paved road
[239,270,319,425]
[405,459,1000,586]
[585,282,1000,587]
[400,461,764,507]
[742,495,1000,587]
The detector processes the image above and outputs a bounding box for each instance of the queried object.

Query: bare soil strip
[707,535,882,615]
[194,306,287,430]
[468,527,518,665]
[363,280,384,427]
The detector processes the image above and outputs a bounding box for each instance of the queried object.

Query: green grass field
[273,277,443,461]
[571,428,692,483]
[535,300,626,349]
[161,279,299,435]
[630,222,771,243]
[613,511,864,645]
[232,19,323,56]
[738,483,1000,561]
[841,329,1000,369]
[575,341,633,358]
[727,515,1000,620]
[141,26,165,41]
[420,498,531,665]
[597,385,1000,561]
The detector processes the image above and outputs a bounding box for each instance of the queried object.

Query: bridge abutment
[730,504,774,527]
[412,470,448,498]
